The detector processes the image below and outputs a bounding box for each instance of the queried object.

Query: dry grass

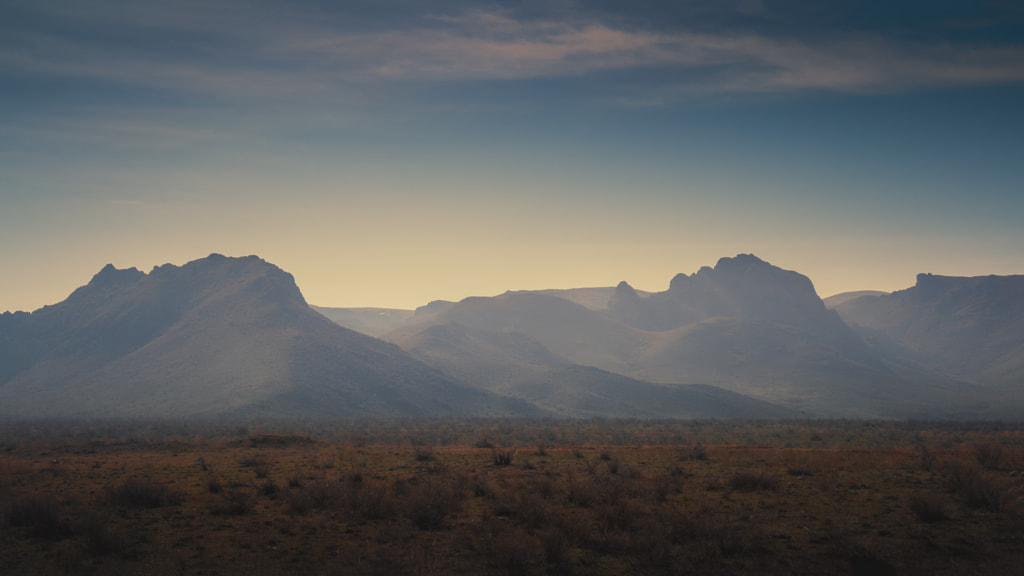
[0,419,1023,575]
[105,478,183,508]
[728,470,780,492]
[908,493,953,522]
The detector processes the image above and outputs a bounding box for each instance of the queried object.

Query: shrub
[352,479,395,521]
[552,511,591,547]
[540,528,570,565]
[283,486,316,516]
[210,489,253,516]
[918,445,936,472]
[241,453,273,478]
[284,479,342,515]
[414,447,436,462]
[961,473,1007,511]
[975,443,1004,469]
[566,472,598,507]
[206,476,223,494]
[629,518,674,568]
[493,491,548,530]
[78,510,129,557]
[683,441,708,461]
[492,448,517,467]
[653,470,685,502]
[483,523,540,573]
[6,496,70,540]
[596,500,638,532]
[105,479,183,508]
[729,470,780,492]
[404,479,461,529]
[945,462,1007,511]
[470,474,494,498]
[787,465,815,477]
[606,458,620,475]
[258,478,280,498]
[908,493,951,522]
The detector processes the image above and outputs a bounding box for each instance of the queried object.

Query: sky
[2,0,1024,313]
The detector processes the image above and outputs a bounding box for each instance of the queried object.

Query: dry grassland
[2,419,1023,575]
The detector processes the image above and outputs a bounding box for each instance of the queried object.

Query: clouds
[303,14,1024,95]
[4,1,1023,107]
[294,8,1024,95]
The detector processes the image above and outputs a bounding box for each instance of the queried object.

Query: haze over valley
[2,253,1019,420]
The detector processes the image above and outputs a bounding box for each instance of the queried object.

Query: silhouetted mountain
[392,321,799,418]
[834,273,1024,390]
[390,292,651,375]
[608,254,847,336]
[503,286,652,310]
[0,255,536,418]
[627,317,980,418]
[823,290,888,309]
[377,255,987,418]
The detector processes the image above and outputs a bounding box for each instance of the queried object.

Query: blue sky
[2,0,1023,311]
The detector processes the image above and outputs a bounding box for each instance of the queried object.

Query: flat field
[2,419,1023,575]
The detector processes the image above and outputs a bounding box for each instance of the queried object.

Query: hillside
[822,290,889,309]
[0,255,535,418]
[391,292,653,375]
[379,255,989,418]
[502,286,653,310]
[392,321,798,418]
[834,273,1024,390]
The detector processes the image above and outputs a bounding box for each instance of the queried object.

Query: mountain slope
[0,255,535,418]
[823,290,888,309]
[379,254,987,418]
[834,273,1024,389]
[390,292,653,375]
[392,321,798,418]
[630,317,978,418]
[502,287,653,310]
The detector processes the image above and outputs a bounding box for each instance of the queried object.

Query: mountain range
[0,255,533,418]
[385,255,986,418]
[834,274,1024,400]
[1,253,1019,419]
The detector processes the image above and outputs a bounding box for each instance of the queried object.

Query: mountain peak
[73,264,145,299]
[668,272,691,291]
[713,253,769,272]
[90,263,144,285]
[614,281,637,298]
[607,254,838,334]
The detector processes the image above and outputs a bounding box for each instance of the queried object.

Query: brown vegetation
[1,418,1023,575]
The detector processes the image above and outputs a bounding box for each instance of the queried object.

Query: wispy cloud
[298,12,1024,94]
[3,3,1024,105]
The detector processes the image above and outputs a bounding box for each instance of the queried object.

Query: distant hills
[385,255,986,418]
[1,253,1019,419]
[0,255,534,418]
[822,290,888,309]
[391,318,796,418]
[311,306,413,338]
[834,274,1024,395]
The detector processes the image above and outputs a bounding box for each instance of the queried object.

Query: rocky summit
[0,254,533,418]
